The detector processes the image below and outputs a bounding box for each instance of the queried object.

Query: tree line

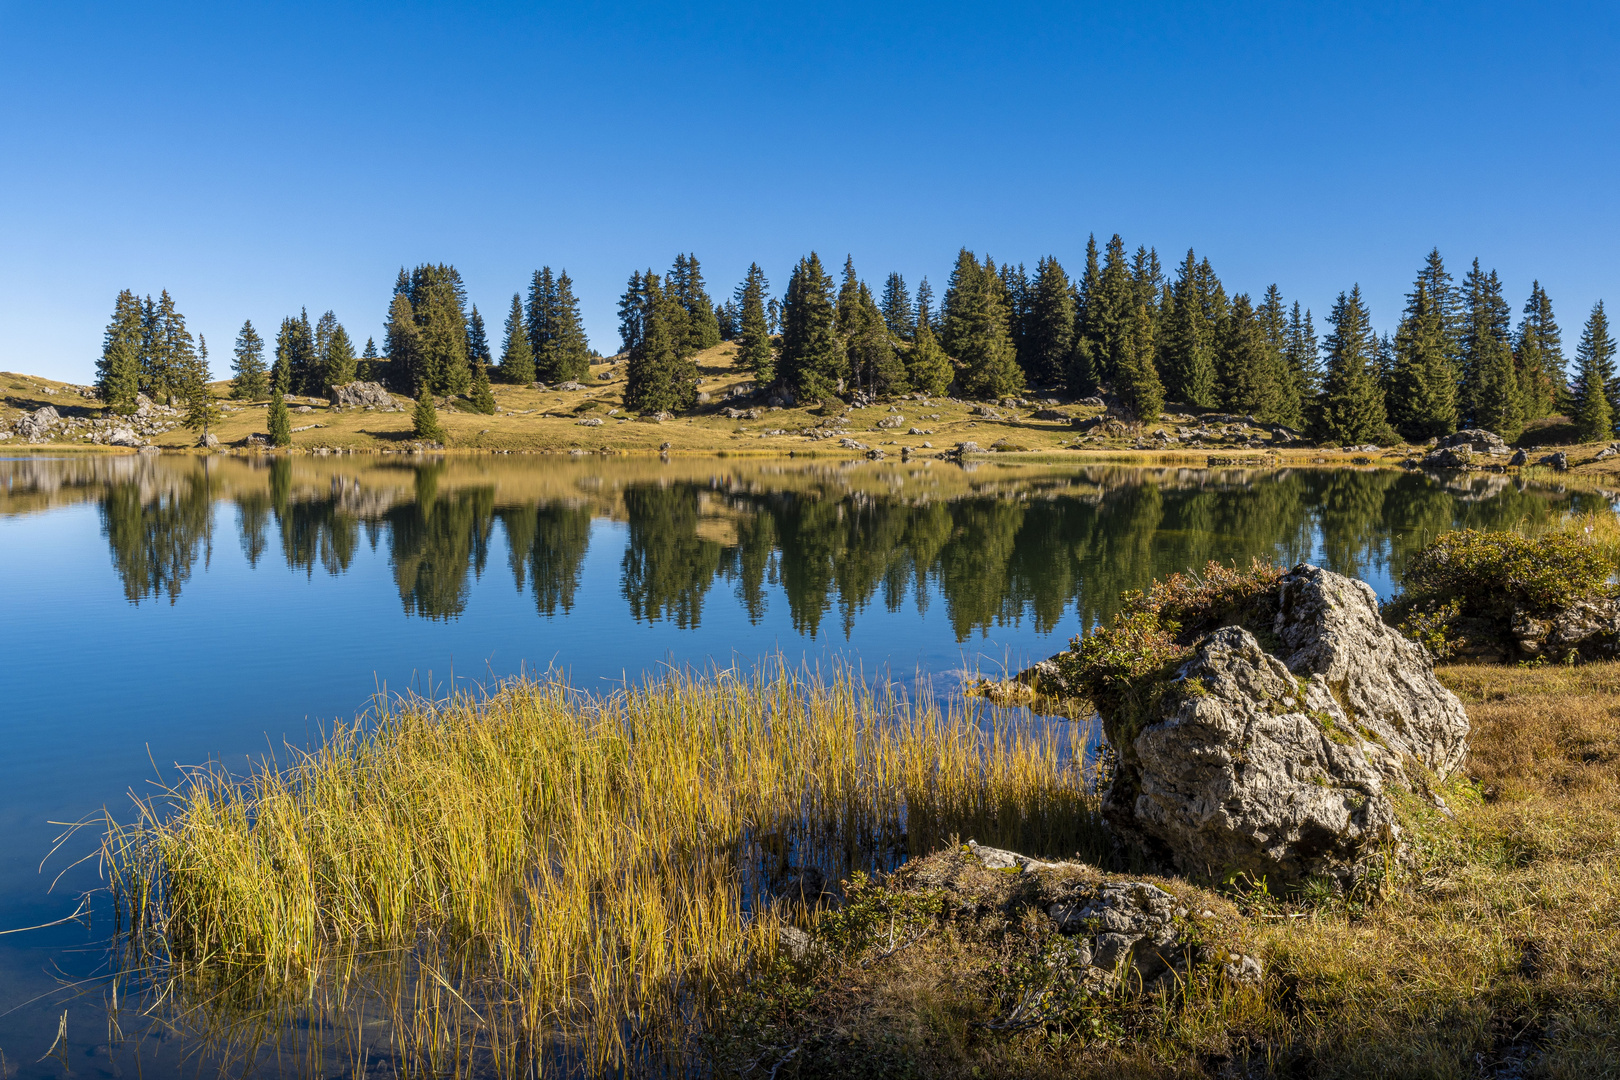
[96,243,1620,447]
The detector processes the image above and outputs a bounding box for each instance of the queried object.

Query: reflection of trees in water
[99,471,214,605]
[500,504,592,616]
[385,467,496,620]
[621,485,723,628]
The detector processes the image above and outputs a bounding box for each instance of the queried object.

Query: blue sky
[2,1,1616,383]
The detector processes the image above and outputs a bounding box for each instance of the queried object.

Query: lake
[0,453,1608,1076]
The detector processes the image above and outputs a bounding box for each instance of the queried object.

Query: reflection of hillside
[17,456,1610,628]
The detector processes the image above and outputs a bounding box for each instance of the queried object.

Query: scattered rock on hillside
[106,426,141,447]
[13,406,60,441]
[1440,428,1510,455]
[1543,451,1569,471]
[197,432,220,449]
[1422,446,1473,470]
[331,382,402,411]
[1510,448,1528,466]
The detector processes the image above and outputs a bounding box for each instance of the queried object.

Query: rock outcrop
[330,382,402,411]
[1101,565,1469,887]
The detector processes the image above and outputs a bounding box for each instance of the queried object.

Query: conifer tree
[412,382,446,442]
[1022,257,1074,388]
[1516,282,1566,420]
[469,361,497,415]
[617,270,646,355]
[325,324,357,389]
[315,310,338,376]
[880,272,913,341]
[230,319,268,400]
[1001,261,1031,363]
[272,317,294,395]
[183,335,223,437]
[1415,248,1463,379]
[1114,303,1163,422]
[412,266,471,395]
[1256,286,1301,427]
[1285,302,1322,428]
[1216,294,1285,419]
[847,281,908,396]
[548,271,591,381]
[734,263,774,382]
[1573,302,1616,442]
[268,387,292,447]
[360,337,378,381]
[915,277,937,335]
[527,267,557,375]
[1460,260,1522,438]
[1129,246,1164,327]
[1159,249,1218,408]
[717,300,738,341]
[384,292,419,393]
[624,272,699,413]
[467,305,491,367]
[671,254,720,354]
[1071,235,1133,393]
[141,290,194,404]
[1067,235,1103,393]
[499,293,536,383]
[779,253,844,401]
[836,255,863,335]
[294,308,317,395]
[97,289,144,412]
[942,249,1023,399]
[1314,286,1387,445]
[907,285,953,395]
[1388,280,1459,439]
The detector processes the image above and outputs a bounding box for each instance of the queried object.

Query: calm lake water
[0,453,1610,1076]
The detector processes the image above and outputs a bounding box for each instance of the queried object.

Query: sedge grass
[101,663,1103,1074]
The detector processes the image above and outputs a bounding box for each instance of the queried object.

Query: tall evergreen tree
[384,292,420,393]
[1314,286,1388,445]
[295,308,317,394]
[183,334,222,438]
[469,361,496,414]
[1067,235,1103,394]
[360,337,378,380]
[671,254,721,354]
[1573,302,1616,442]
[624,272,699,413]
[272,317,294,395]
[915,277,937,335]
[835,255,862,335]
[1070,235,1132,394]
[1285,302,1322,429]
[499,293,536,384]
[734,263,774,382]
[413,266,472,395]
[1216,294,1285,420]
[267,387,292,447]
[618,270,646,355]
[1256,285,1301,427]
[1159,249,1219,408]
[1114,303,1163,422]
[230,318,268,400]
[1460,260,1522,438]
[907,284,953,395]
[1415,248,1463,379]
[411,382,446,442]
[1000,261,1031,364]
[1022,256,1074,388]
[1516,282,1566,420]
[941,248,1023,399]
[548,271,591,381]
[1388,280,1459,439]
[847,281,908,396]
[716,300,739,341]
[779,253,844,401]
[1129,246,1164,332]
[325,324,357,389]
[141,290,195,404]
[880,272,913,341]
[96,289,144,412]
[467,305,491,367]
[314,309,338,381]
[526,267,558,378]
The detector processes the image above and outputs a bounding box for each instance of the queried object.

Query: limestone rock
[1439,428,1509,455]
[1422,446,1472,470]
[1544,451,1569,471]
[1509,448,1528,466]
[577,417,605,426]
[1032,408,1071,421]
[331,382,402,411]
[14,406,60,441]
[197,432,220,449]
[106,426,141,448]
[1512,598,1620,662]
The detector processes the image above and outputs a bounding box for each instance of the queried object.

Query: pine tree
[1114,303,1163,422]
[1159,249,1218,408]
[1071,235,1133,393]
[183,334,223,437]
[549,271,591,381]
[836,255,862,336]
[499,293,536,383]
[624,273,699,413]
[1001,261,1031,364]
[907,285,953,395]
[1314,286,1388,445]
[671,254,721,354]
[360,337,378,381]
[140,290,194,404]
[1573,302,1616,442]
[1256,286,1301,427]
[469,361,497,414]
[1129,246,1163,330]
[915,277,937,336]
[272,317,294,395]
[1516,282,1566,420]
[294,308,317,395]
[325,324,357,390]
[314,309,338,386]
[384,292,420,393]
[734,263,774,382]
[1415,248,1463,381]
[412,266,471,395]
[617,270,646,355]
[847,281,908,396]
[1022,257,1074,389]
[229,319,268,400]
[467,305,491,367]
[779,253,844,401]
[941,249,1023,400]
[717,300,738,341]
[412,382,447,442]
[1285,303,1322,429]
[271,311,315,396]
[268,387,292,447]
[1460,260,1522,438]
[1067,235,1103,394]
[96,289,144,412]
[1388,280,1459,439]
[1216,294,1284,419]
[880,272,913,341]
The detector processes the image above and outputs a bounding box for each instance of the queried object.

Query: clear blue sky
[2,1,1616,383]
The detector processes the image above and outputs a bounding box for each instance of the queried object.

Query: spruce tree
[360,337,378,381]
[230,319,268,400]
[1216,294,1284,419]
[467,305,491,367]
[314,310,338,382]
[412,266,471,395]
[499,293,536,383]
[272,317,294,395]
[528,267,557,376]
[1114,303,1163,422]
[325,324,357,389]
[1160,249,1218,408]
[1415,248,1463,380]
[1072,235,1133,391]
[848,281,908,396]
[141,290,194,404]
[384,292,419,393]
[183,334,223,437]
[97,289,144,412]
[1314,286,1387,445]
[617,270,646,355]
[717,300,738,341]
[672,254,721,354]
[1460,261,1522,437]
[1517,282,1566,420]
[907,285,953,395]
[1285,303,1322,429]
[1256,286,1301,427]
[268,387,292,447]
[1573,302,1616,442]
[412,382,446,442]
[779,253,844,401]
[836,255,863,335]
[915,277,937,336]
[469,361,497,414]
[1067,235,1103,394]
[941,249,1023,400]
[624,273,699,413]
[1388,280,1459,440]
[1001,261,1031,364]
[1022,257,1074,389]
[549,271,591,381]
[734,263,774,382]
[294,308,317,395]
[880,272,913,341]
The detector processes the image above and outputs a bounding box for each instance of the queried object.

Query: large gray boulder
[1439,428,1509,455]
[14,406,60,441]
[330,382,402,411]
[1103,565,1470,887]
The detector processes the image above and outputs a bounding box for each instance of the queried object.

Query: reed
[102,664,1103,1074]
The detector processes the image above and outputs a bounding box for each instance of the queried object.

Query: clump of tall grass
[102,664,1103,1073]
